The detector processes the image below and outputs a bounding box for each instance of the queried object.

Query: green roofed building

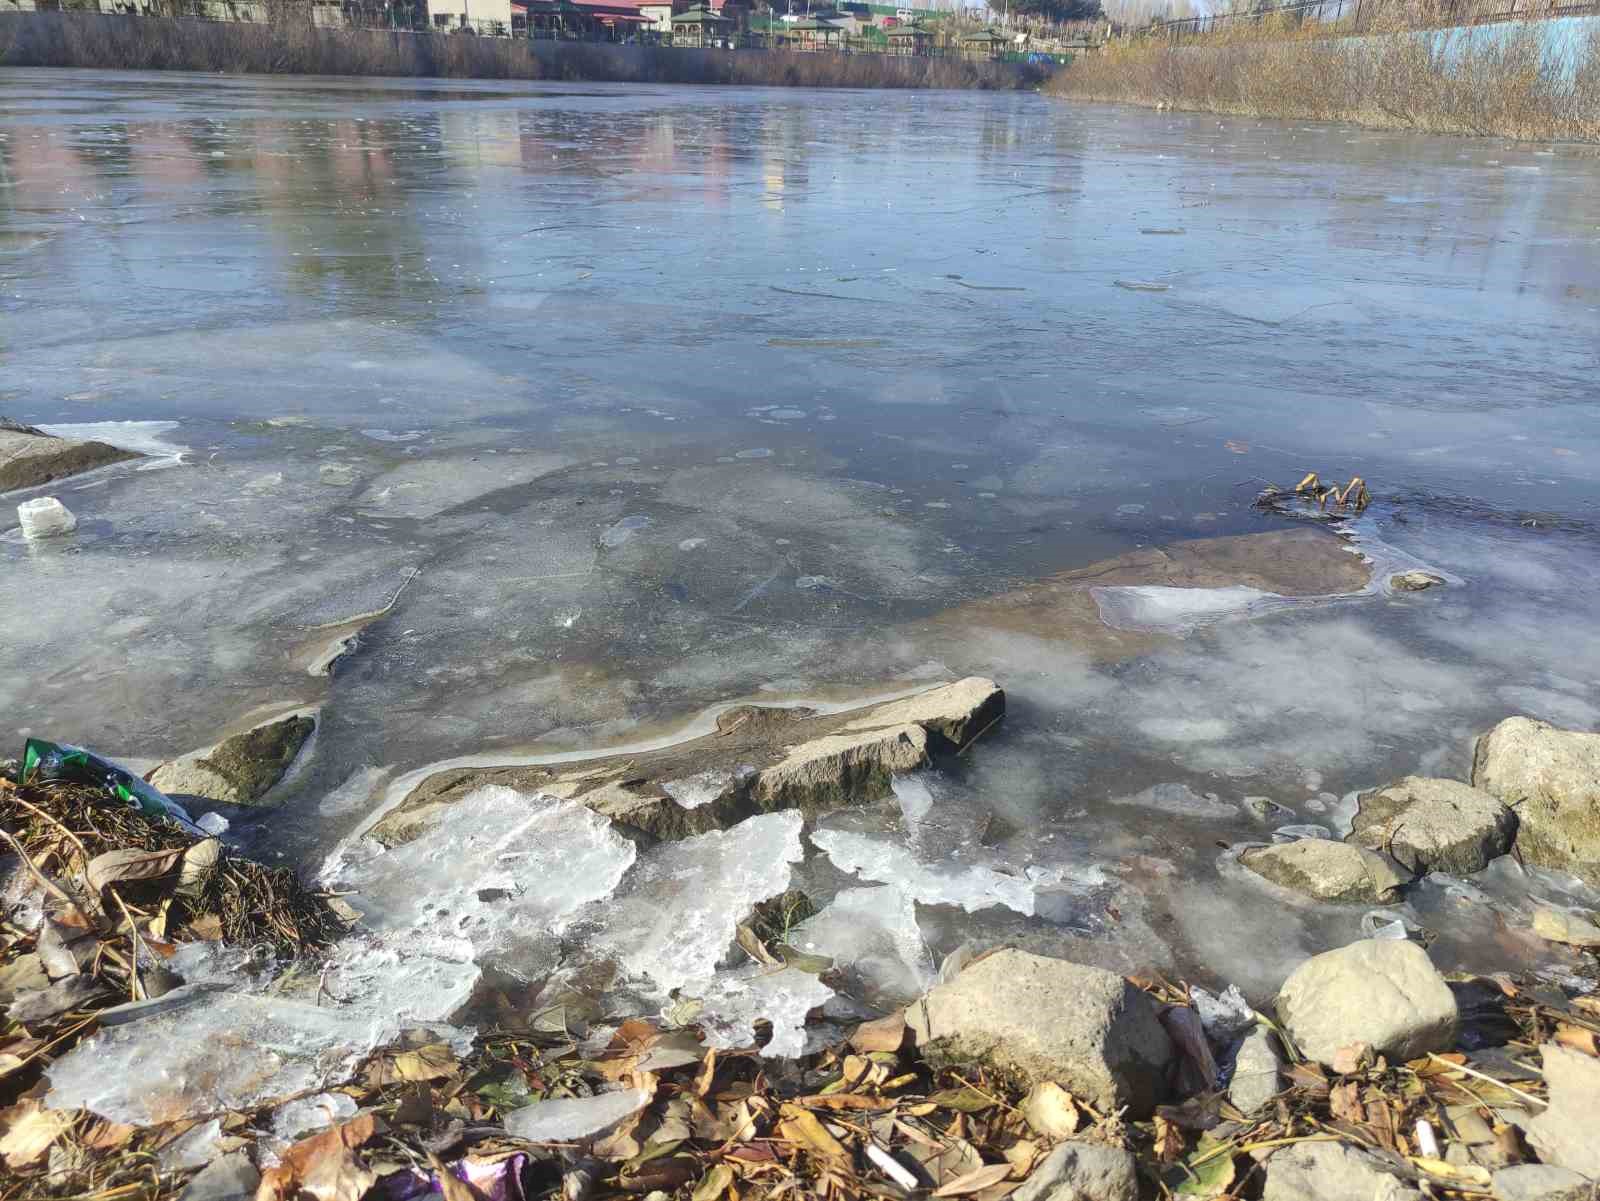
[960,27,1006,58]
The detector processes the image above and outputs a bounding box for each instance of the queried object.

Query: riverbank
[0,11,1046,88]
[1047,19,1600,141]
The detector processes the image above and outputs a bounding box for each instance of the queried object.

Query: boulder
[373,678,1004,846]
[1275,940,1458,1067]
[1240,839,1409,903]
[1013,1141,1138,1201]
[0,422,137,494]
[1526,1043,1600,1178]
[1262,1141,1422,1201]
[1490,1164,1592,1201]
[1390,571,1444,592]
[1473,717,1600,885]
[907,950,1172,1118]
[1227,1026,1284,1115]
[151,715,315,806]
[1531,906,1600,949]
[1350,777,1518,875]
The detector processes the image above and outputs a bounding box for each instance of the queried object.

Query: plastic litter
[17,496,77,539]
[20,738,206,836]
[380,1153,530,1201]
[1190,984,1256,1043]
[1361,910,1410,940]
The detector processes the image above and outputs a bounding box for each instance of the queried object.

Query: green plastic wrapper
[20,738,207,837]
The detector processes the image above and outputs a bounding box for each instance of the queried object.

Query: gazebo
[670,4,730,46]
[784,16,842,50]
[884,21,933,55]
[960,28,1006,59]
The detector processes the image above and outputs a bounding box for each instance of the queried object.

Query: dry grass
[1049,12,1600,140]
[0,10,1046,88]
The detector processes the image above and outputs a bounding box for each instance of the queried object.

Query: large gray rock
[907,950,1173,1118]
[1013,1141,1138,1201]
[0,422,137,494]
[1490,1164,1592,1201]
[1526,1043,1600,1178]
[151,714,315,806]
[1473,717,1600,885]
[1240,839,1409,903]
[1227,1026,1284,1115]
[1262,1141,1421,1201]
[1275,940,1458,1067]
[1350,776,1518,875]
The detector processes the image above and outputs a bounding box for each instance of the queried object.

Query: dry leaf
[934,1162,1014,1197]
[1554,1024,1600,1058]
[1152,1116,1185,1164]
[850,1012,907,1054]
[85,846,183,894]
[379,1043,457,1084]
[178,838,221,898]
[1331,1042,1372,1075]
[78,1116,136,1151]
[1003,1139,1040,1176]
[6,974,107,1024]
[1022,1081,1079,1139]
[1329,1080,1365,1124]
[279,1112,383,1181]
[0,1038,44,1079]
[0,1102,74,1170]
[691,1162,735,1201]
[299,1146,377,1201]
[777,1106,850,1167]
[735,924,781,968]
[1571,995,1600,1019]
[186,913,225,941]
[1410,1156,1491,1187]
[792,1093,887,1111]
[928,1085,996,1113]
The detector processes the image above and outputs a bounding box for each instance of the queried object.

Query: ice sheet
[682,965,835,1059]
[793,885,932,1007]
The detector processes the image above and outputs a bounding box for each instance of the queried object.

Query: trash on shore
[20,738,207,835]
[1255,471,1372,515]
[15,496,77,539]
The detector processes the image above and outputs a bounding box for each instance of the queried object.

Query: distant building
[669,3,730,45]
[426,0,513,30]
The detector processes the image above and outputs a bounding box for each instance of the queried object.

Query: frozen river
[4,70,1600,1010]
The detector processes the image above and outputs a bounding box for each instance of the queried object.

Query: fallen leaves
[84,846,184,895]
[1021,1081,1079,1140]
[933,1161,1013,1196]
[776,1104,850,1168]
[0,1101,75,1170]
[258,1112,385,1201]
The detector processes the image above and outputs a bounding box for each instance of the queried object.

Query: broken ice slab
[270,1092,358,1141]
[367,677,1005,848]
[809,827,1100,917]
[502,1088,651,1143]
[792,885,932,1008]
[573,810,805,996]
[45,992,384,1125]
[679,963,835,1059]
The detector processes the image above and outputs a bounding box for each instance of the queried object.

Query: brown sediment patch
[921,527,1370,661]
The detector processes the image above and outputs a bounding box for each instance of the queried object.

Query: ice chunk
[1273,824,1333,842]
[270,1092,358,1141]
[1110,782,1237,819]
[577,811,804,994]
[1190,984,1255,1043]
[794,885,932,1006]
[809,828,1095,917]
[891,774,935,824]
[661,769,733,810]
[158,1118,222,1171]
[502,1088,651,1143]
[197,812,230,836]
[682,965,835,1059]
[17,497,77,539]
[45,993,382,1124]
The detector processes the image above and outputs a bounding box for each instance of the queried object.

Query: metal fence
[1139,0,1600,39]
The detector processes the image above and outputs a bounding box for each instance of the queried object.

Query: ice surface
[158,1118,223,1171]
[574,811,804,995]
[356,453,571,519]
[502,1088,651,1143]
[810,828,1099,916]
[683,965,835,1059]
[196,812,230,836]
[599,515,651,548]
[17,497,76,539]
[661,769,734,809]
[1092,585,1288,634]
[45,992,383,1125]
[270,1092,357,1141]
[891,774,935,824]
[794,885,932,1007]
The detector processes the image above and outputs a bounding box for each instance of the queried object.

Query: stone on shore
[374,678,1004,846]
[1349,776,1518,875]
[1275,940,1458,1067]
[1261,1141,1422,1201]
[1013,1141,1138,1201]
[0,421,138,494]
[1227,1026,1284,1115]
[907,950,1172,1118]
[1390,571,1444,592]
[151,715,315,806]
[1532,906,1600,949]
[1240,839,1409,903]
[1472,717,1600,885]
[1490,1164,1592,1201]
[1526,1043,1600,1178]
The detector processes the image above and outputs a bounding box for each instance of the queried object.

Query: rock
[1243,795,1292,823]
[1350,776,1518,875]
[1490,1164,1592,1201]
[907,950,1172,1118]
[179,1151,260,1201]
[1240,839,1409,903]
[1262,1141,1422,1201]
[1473,717,1600,885]
[1391,571,1445,591]
[1275,940,1458,1067]
[1532,906,1600,948]
[0,423,137,494]
[151,715,315,806]
[1526,1043,1600,1177]
[374,678,1004,846]
[1227,1026,1284,1115]
[1013,1141,1138,1201]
